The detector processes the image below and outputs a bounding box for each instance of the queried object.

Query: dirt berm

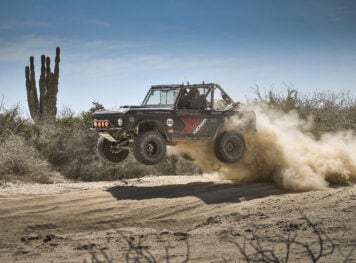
[0,175,355,262]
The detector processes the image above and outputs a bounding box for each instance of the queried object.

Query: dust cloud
[176,106,356,191]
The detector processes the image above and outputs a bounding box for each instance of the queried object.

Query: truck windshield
[142,89,180,106]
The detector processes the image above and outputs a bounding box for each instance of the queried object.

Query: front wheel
[214,131,245,163]
[133,131,166,165]
[97,137,129,163]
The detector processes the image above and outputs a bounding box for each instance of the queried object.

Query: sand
[0,175,355,262]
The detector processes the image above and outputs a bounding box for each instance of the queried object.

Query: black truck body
[92,83,256,165]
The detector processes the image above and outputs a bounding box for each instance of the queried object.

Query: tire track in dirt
[0,178,284,242]
[0,176,354,262]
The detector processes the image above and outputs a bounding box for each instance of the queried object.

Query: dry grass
[253,86,356,135]
[0,134,54,184]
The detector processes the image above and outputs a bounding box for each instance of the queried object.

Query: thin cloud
[0,36,61,62]
[63,53,240,79]
[0,36,163,62]
[0,35,247,91]
[82,18,111,28]
[80,39,154,52]
[0,19,51,30]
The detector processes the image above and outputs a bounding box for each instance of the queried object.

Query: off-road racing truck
[92,83,256,165]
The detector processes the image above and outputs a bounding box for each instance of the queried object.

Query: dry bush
[31,122,121,181]
[298,91,356,133]
[253,86,356,135]
[226,213,355,262]
[0,102,34,139]
[82,214,354,262]
[0,101,54,184]
[32,118,199,181]
[0,135,54,184]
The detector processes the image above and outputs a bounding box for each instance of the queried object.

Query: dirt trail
[0,175,355,262]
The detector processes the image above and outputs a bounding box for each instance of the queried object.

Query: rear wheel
[214,131,245,163]
[133,131,166,165]
[97,137,129,163]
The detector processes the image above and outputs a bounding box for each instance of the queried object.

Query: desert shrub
[0,134,54,183]
[35,125,200,181]
[299,91,356,133]
[253,87,356,135]
[0,102,53,184]
[0,104,22,137]
[0,103,35,140]
[155,153,201,175]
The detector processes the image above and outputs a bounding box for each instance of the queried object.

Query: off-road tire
[133,131,167,165]
[97,137,129,163]
[214,131,245,163]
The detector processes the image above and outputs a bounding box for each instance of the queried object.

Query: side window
[177,87,212,110]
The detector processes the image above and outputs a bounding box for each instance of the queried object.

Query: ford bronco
[92,83,256,165]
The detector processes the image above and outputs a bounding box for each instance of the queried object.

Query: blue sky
[0,0,355,114]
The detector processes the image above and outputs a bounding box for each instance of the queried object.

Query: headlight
[118,117,123,126]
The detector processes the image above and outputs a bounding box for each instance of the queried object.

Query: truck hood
[93,105,174,117]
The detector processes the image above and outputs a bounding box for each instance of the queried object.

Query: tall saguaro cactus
[25,47,60,122]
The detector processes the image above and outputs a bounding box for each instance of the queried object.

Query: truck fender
[136,120,167,139]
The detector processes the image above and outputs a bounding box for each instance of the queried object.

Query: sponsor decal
[166,118,174,127]
[193,118,207,134]
[180,118,207,135]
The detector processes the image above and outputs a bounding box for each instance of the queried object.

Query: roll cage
[141,83,239,111]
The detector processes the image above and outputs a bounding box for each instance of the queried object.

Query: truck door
[173,87,212,140]
[173,109,210,140]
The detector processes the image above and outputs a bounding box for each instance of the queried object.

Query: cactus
[25,47,60,122]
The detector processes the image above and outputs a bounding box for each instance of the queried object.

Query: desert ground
[0,174,355,262]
